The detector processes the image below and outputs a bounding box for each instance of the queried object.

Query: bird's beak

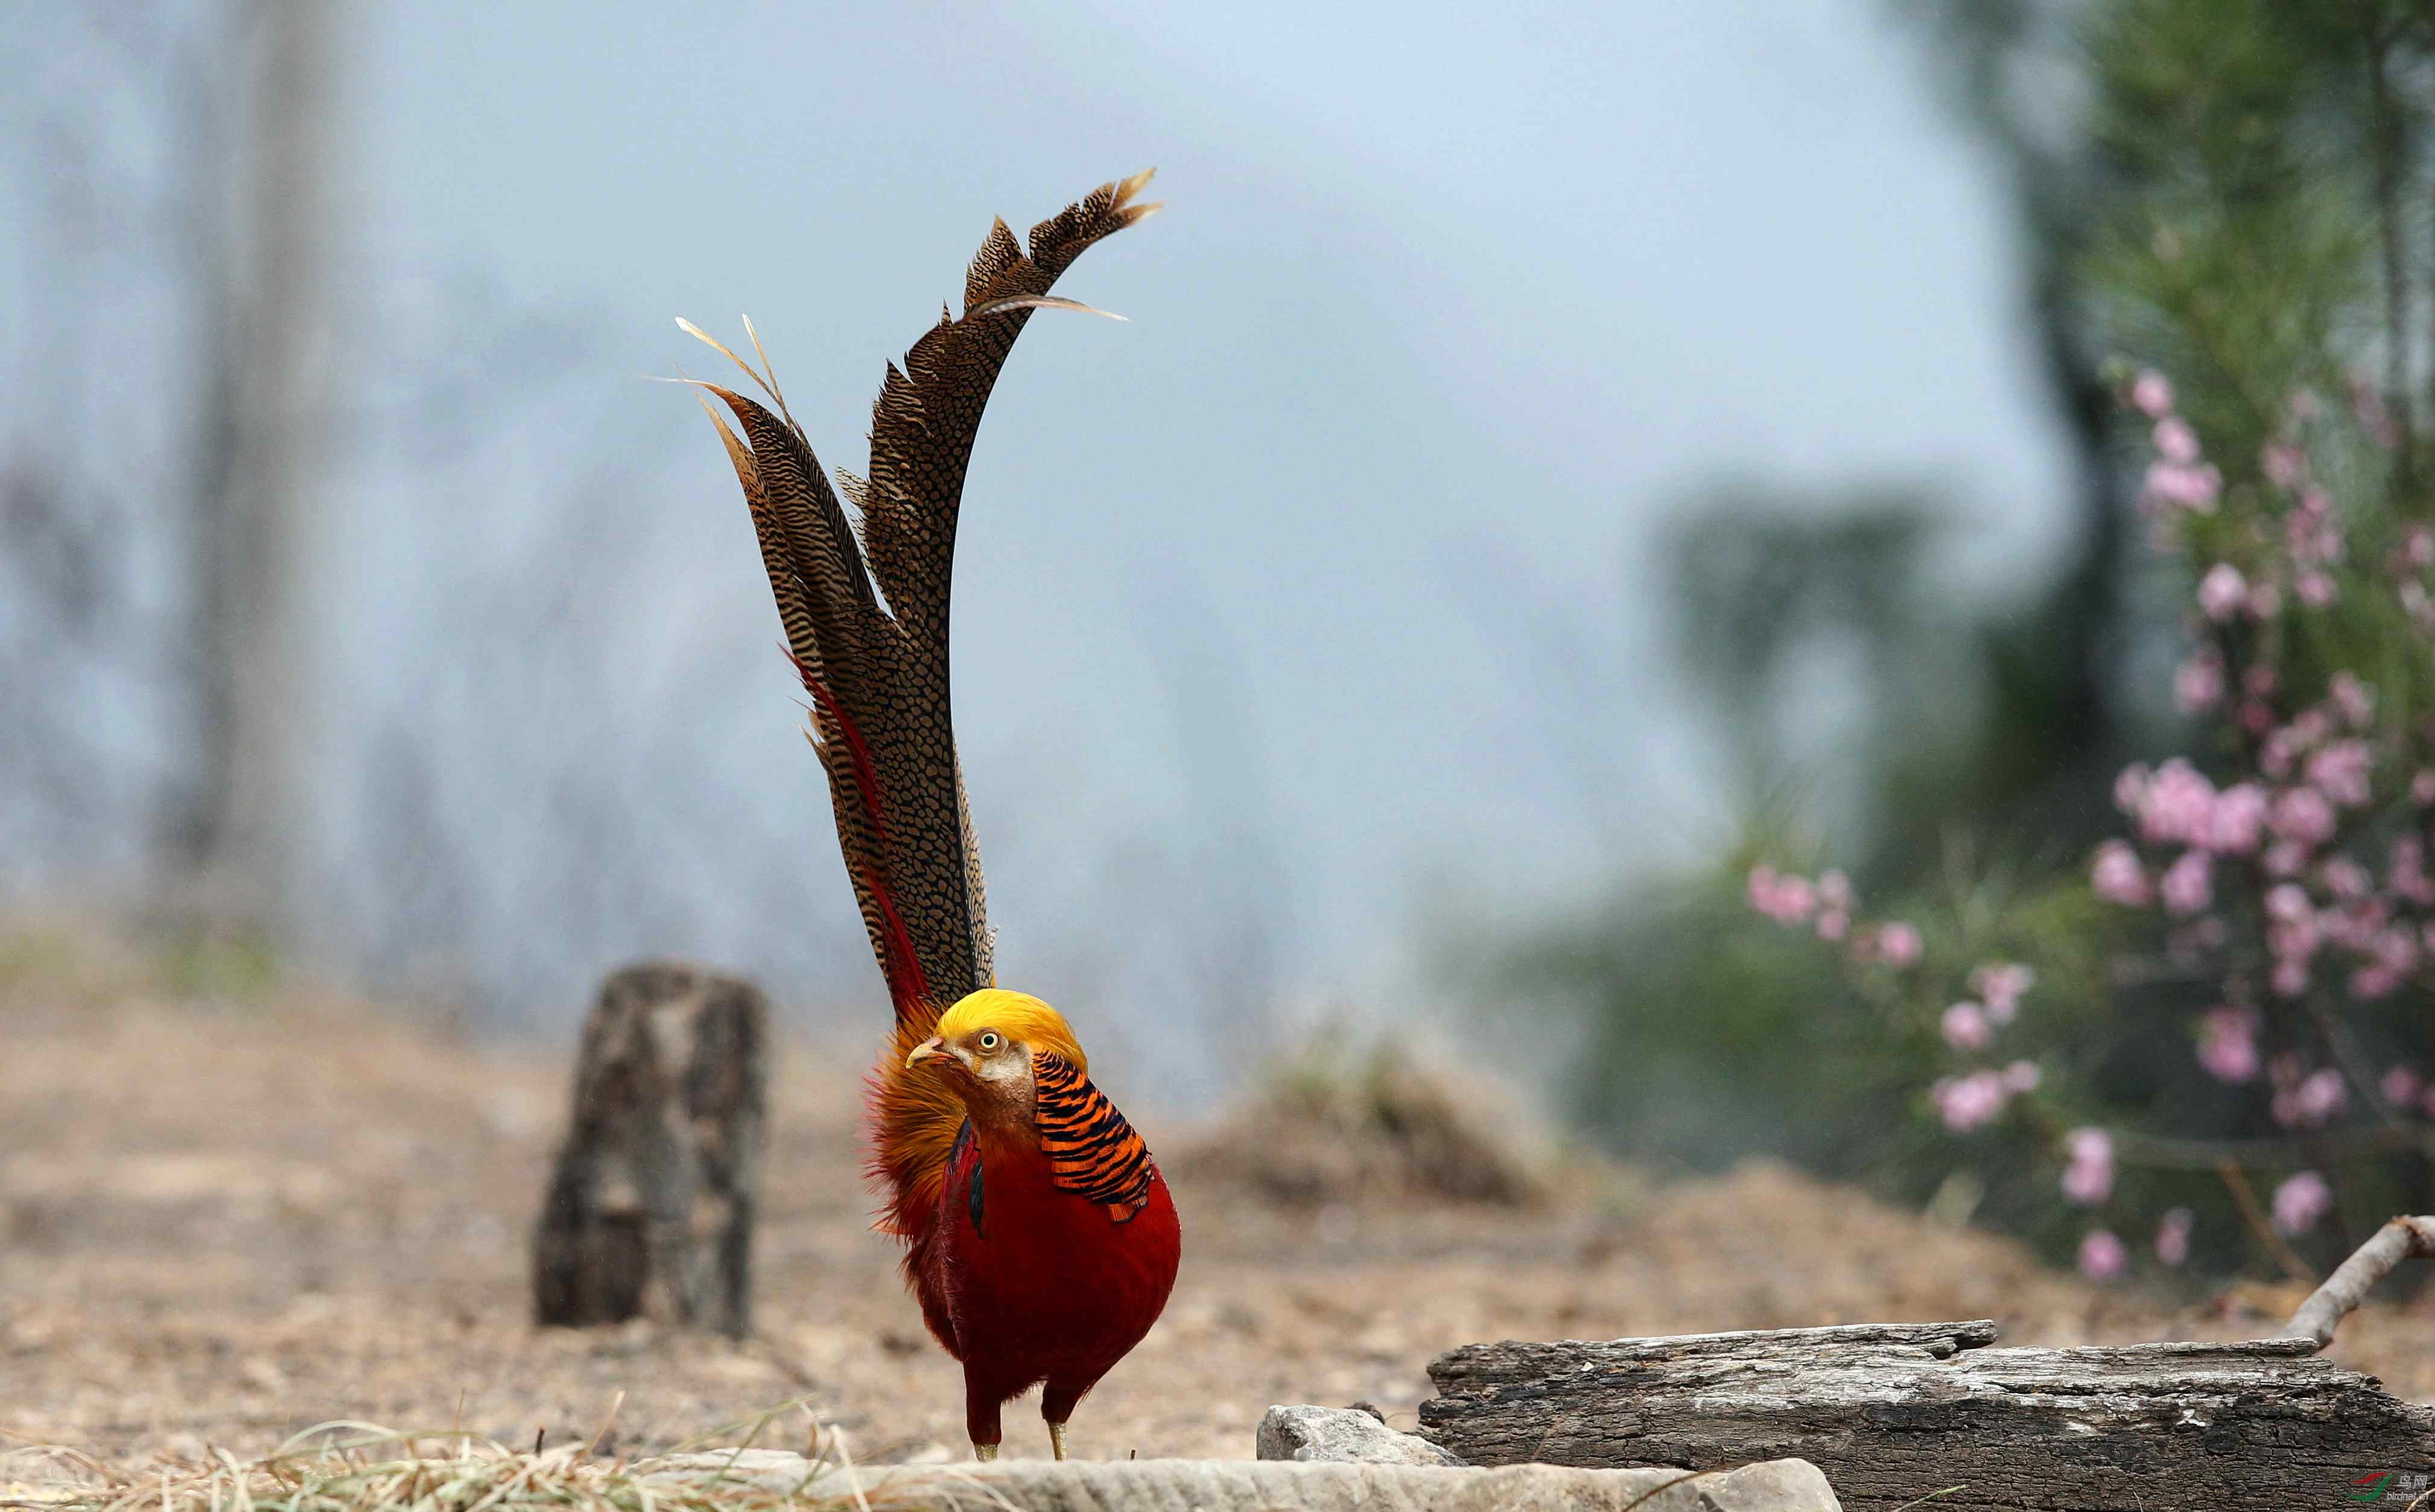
[905,1036,951,1070]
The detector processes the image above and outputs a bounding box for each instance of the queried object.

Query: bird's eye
[977,1031,1002,1052]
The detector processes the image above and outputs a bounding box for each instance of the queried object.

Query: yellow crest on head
[936,988,1087,1073]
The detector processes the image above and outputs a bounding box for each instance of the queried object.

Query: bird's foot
[973,1441,999,1462]
[1048,1421,1067,1462]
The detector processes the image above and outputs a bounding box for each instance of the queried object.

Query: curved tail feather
[686,170,1160,1232]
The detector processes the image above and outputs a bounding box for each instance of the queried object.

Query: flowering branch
[1744,358,2435,1282]
[2107,1123,2435,1171]
[2215,1160,2319,1285]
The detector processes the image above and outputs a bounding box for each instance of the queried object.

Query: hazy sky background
[6,1,2072,1094]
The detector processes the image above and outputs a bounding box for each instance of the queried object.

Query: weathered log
[532,962,767,1339]
[647,1449,1846,1511]
[1418,1320,2435,1512]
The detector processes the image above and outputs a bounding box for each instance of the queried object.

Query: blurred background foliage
[1482,0,2435,1277]
[15,0,2435,1283]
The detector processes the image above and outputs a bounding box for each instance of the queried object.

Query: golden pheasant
[682,171,1178,1462]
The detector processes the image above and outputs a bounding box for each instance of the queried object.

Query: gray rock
[1257,1403,1464,1465]
[646,1449,1844,1510]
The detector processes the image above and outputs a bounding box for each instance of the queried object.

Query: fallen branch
[2284,1213,2435,1349]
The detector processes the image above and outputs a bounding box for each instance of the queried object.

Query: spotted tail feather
[685,171,1160,1230]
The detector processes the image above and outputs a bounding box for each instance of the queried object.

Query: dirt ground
[7,926,2435,1471]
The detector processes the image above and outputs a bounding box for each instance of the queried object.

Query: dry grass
[1,1409,933,1512]
[1170,1029,1573,1207]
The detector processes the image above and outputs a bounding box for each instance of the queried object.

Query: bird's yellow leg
[1048,1421,1068,1462]
[973,1441,998,1462]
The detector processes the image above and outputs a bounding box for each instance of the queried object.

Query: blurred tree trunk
[162,0,338,926]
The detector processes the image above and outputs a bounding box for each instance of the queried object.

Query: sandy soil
[5,938,2433,1470]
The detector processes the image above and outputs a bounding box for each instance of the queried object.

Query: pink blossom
[1770,873,1817,921]
[2268,918,2319,966]
[2060,1128,2113,1206]
[2060,1162,2112,1207]
[2261,440,2305,489]
[2272,957,2310,997]
[1876,922,1922,968]
[2240,701,2274,736]
[1941,1002,1991,1050]
[2264,840,2309,878]
[2249,578,2283,618]
[2414,770,2435,805]
[2408,527,2434,568]
[1747,865,1817,924]
[2382,1066,2423,1110]
[2350,963,2401,1001]
[2306,742,2372,806]
[2197,1008,2260,1083]
[2091,840,2150,906]
[2294,1068,2348,1126]
[2141,759,2217,845]
[2323,857,2370,900]
[1817,869,1852,910]
[2261,727,2300,780]
[2156,417,2201,465]
[2197,564,2248,621]
[2245,665,2279,697]
[2159,850,2212,915]
[2371,925,2419,974]
[2372,924,2418,973]
[2321,898,2384,951]
[2145,460,2223,511]
[1815,909,1848,942]
[2132,370,2175,418]
[2288,505,2340,564]
[1973,962,2034,1023]
[2174,655,2223,712]
[2272,1171,2334,1235]
[2269,787,2337,847]
[2112,763,2150,815]
[2265,883,2312,924]
[2329,672,2375,726]
[2205,784,2268,854]
[2001,1059,2041,1093]
[2154,1207,2194,1266]
[2296,570,2335,606]
[1931,1070,2009,1132]
[2078,1229,2128,1281]
[2269,918,2319,974]
[2389,837,2435,904]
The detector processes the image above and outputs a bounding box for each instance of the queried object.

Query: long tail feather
[684,170,1157,1229]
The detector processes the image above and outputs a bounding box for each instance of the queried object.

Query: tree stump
[1418,1320,2435,1512]
[532,962,767,1339]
